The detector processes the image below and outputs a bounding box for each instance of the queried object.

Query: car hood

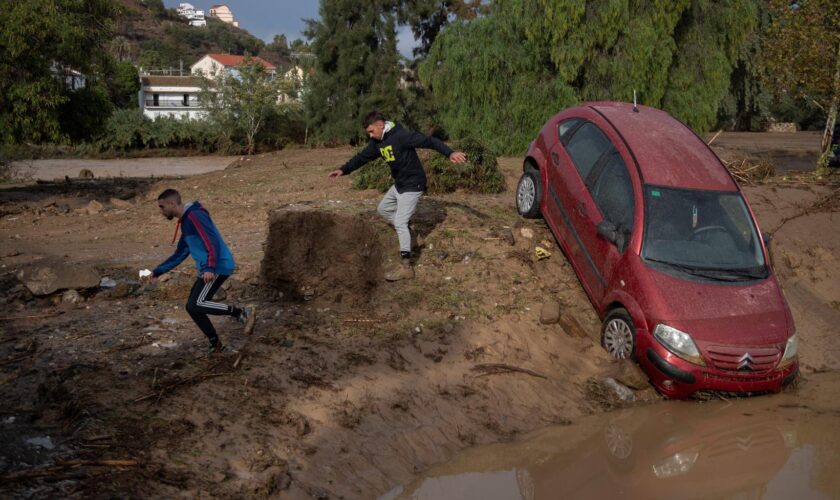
[638,263,791,346]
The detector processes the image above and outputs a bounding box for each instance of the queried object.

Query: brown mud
[0,145,838,498]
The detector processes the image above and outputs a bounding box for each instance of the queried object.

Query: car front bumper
[637,335,798,399]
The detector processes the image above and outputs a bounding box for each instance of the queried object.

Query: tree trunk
[820,41,840,154]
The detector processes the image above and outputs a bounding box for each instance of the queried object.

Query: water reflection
[383,399,839,499]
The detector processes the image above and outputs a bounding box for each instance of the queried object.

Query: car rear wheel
[516,165,542,218]
[602,308,636,360]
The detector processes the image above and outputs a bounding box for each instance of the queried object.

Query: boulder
[539,300,561,324]
[609,359,650,390]
[61,289,84,304]
[18,264,100,296]
[110,197,133,210]
[85,200,104,215]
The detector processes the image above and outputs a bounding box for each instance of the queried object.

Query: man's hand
[328,169,344,178]
[202,271,215,284]
[449,151,467,164]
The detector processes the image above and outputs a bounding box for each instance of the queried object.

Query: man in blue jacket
[329,110,466,281]
[148,189,255,353]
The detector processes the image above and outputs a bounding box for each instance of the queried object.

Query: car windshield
[642,185,767,281]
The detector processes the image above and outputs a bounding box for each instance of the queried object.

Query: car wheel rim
[604,318,634,359]
[518,176,535,212]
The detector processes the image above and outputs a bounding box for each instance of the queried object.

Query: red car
[516,102,798,398]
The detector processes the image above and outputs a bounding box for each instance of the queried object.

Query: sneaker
[208,341,226,354]
[241,305,257,336]
[385,259,414,282]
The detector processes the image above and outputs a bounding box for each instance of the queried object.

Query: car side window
[564,122,612,180]
[591,152,634,231]
[558,119,581,144]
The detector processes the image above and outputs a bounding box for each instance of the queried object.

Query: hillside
[112,0,289,70]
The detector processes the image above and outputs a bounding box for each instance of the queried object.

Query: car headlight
[778,334,798,367]
[653,324,705,366]
[652,445,702,479]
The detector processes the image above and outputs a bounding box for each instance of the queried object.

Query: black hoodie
[339,122,454,193]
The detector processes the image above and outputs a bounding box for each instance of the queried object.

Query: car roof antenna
[633,90,639,113]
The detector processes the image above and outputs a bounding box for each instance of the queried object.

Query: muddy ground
[0,146,838,498]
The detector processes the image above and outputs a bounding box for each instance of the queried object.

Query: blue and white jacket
[153,201,235,277]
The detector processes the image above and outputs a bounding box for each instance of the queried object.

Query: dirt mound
[260,209,384,305]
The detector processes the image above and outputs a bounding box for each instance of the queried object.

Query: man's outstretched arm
[403,131,466,163]
[152,236,190,277]
[329,142,380,178]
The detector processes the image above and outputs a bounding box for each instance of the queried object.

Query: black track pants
[185,275,239,344]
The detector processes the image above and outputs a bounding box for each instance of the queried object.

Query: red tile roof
[205,54,275,69]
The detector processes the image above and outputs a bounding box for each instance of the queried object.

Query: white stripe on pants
[377,185,422,254]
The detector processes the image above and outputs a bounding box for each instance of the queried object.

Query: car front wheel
[601,308,636,360]
[516,165,542,218]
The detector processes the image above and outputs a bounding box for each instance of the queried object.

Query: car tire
[601,308,636,360]
[516,164,542,219]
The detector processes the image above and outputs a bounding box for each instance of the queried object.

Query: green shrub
[351,137,504,194]
[93,109,225,153]
[427,138,504,193]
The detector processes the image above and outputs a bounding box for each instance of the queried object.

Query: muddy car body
[516,102,798,398]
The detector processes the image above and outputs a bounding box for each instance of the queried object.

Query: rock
[18,264,100,296]
[78,168,94,179]
[501,228,516,246]
[539,300,561,324]
[519,227,534,240]
[604,377,636,402]
[213,287,227,301]
[99,277,117,288]
[108,282,133,299]
[85,200,104,215]
[61,289,84,304]
[110,197,133,209]
[610,359,650,390]
[442,322,455,334]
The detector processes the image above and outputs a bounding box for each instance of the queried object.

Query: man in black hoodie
[329,110,466,281]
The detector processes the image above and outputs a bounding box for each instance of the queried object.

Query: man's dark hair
[157,189,181,203]
[363,110,386,128]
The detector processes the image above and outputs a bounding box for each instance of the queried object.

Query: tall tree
[397,0,486,58]
[763,0,840,155]
[0,0,117,144]
[304,0,401,144]
[420,0,761,154]
[200,59,290,155]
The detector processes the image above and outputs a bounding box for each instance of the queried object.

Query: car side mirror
[598,220,627,253]
[762,232,772,246]
[597,220,618,244]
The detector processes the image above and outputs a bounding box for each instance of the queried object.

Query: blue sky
[163,1,418,57]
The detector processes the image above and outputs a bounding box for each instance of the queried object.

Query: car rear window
[565,122,612,179]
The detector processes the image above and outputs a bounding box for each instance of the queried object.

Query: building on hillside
[138,74,206,121]
[277,65,312,104]
[176,3,207,27]
[208,4,238,27]
[190,53,276,80]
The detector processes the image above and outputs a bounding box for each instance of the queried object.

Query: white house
[208,4,238,27]
[190,53,276,80]
[176,3,206,27]
[138,75,206,121]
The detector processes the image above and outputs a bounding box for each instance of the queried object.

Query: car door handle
[577,201,586,216]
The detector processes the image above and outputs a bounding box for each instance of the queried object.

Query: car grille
[705,345,781,373]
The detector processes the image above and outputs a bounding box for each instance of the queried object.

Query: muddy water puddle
[383,397,840,499]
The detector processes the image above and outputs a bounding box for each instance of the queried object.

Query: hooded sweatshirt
[153,201,235,277]
[339,122,454,193]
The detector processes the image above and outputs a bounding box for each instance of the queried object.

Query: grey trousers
[378,185,422,254]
